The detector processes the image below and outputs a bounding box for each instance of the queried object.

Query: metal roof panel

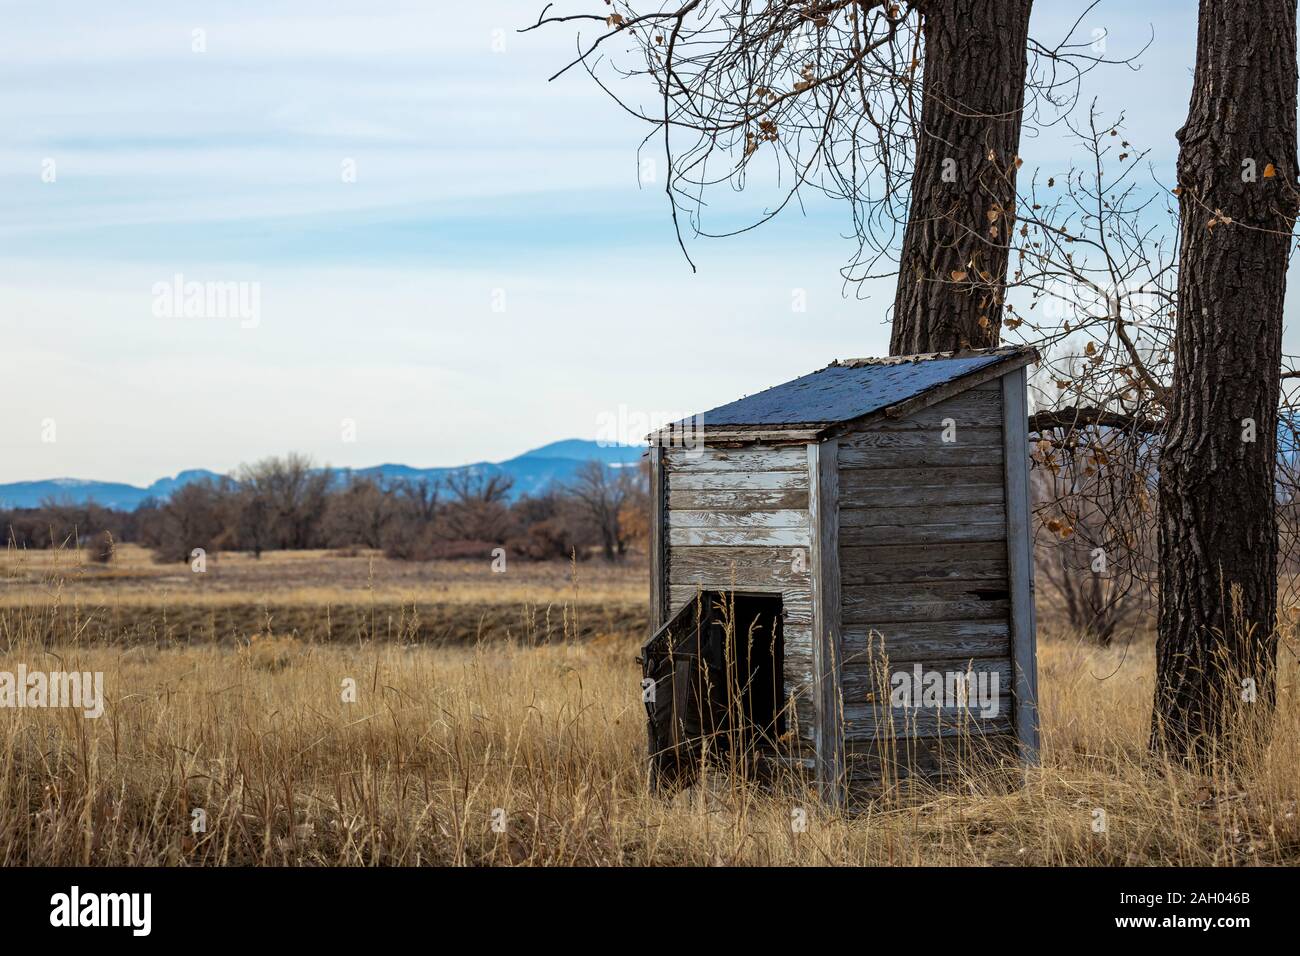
[687,349,1025,428]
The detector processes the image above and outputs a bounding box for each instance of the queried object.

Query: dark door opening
[704,592,785,751]
[642,590,784,791]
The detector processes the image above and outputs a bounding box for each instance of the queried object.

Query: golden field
[1,544,1298,866]
[0,544,642,647]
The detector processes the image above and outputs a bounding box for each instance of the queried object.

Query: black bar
[0,866,1280,942]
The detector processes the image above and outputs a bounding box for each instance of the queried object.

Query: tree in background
[889,0,1032,353]
[381,476,444,560]
[233,482,273,558]
[1031,463,1149,645]
[3,456,653,565]
[1153,0,1299,761]
[616,457,653,554]
[1,498,134,551]
[568,460,638,562]
[525,2,1125,353]
[324,476,394,550]
[508,490,585,560]
[152,479,231,563]
[238,454,333,551]
[442,471,515,545]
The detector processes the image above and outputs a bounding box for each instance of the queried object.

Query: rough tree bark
[889,0,1033,355]
[1153,0,1298,761]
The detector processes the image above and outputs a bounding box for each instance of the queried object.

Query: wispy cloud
[0,0,1227,485]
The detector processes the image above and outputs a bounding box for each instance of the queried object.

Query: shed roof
[657,346,1036,442]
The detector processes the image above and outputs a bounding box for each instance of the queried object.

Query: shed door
[641,590,785,792]
[642,595,715,791]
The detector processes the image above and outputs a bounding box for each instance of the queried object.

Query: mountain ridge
[0,439,644,511]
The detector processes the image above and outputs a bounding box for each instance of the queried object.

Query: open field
[0,544,645,647]
[1,546,1299,865]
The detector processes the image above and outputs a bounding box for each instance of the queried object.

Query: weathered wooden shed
[642,346,1040,804]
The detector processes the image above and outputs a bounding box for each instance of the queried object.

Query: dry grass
[0,543,644,606]
[0,545,644,647]
[1,546,1298,865]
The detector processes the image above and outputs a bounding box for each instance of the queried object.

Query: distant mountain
[0,440,643,511]
[516,439,642,466]
[0,478,168,512]
[144,469,225,499]
[346,439,643,500]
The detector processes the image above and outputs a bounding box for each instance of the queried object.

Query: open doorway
[643,590,785,791]
[702,592,785,753]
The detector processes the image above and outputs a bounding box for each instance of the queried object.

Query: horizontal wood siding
[668,487,809,511]
[838,444,1003,469]
[668,526,811,547]
[665,470,808,491]
[842,585,1010,623]
[844,733,1019,784]
[844,712,1015,741]
[669,546,810,589]
[841,621,1010,665]
[667,584,813,622]
[835,379,1016,783]
[840,465,1004,493]
[841,426,1004,448]
[667,447,807,472]
[860,386,1002,430]
[663,444,816,758]
[839,541,1007,586]
[840,658,1014,741]
[840,656,1013,698]
[670,509,808,528]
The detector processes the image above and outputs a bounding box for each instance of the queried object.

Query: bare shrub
[85,530,115,564]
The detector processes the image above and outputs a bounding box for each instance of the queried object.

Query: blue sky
[0,0,1227,485]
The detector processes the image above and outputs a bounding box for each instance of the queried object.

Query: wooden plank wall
[649,445,666,629]
[1002,365,1040,763]
[835,378,1018,783]
[808,440,844,804]
[663,444,817,763]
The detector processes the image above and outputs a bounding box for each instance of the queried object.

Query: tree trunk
[1153,0,1298,762]
[889,0,1032,355]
